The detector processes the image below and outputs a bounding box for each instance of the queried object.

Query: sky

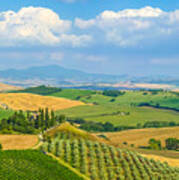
[0,0,179,77]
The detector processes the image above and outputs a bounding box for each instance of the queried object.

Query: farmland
[50,89,96,100]
[54,89,179,127]
[0,135,38,150]
[102,127,179,147]
[42,129,179,179]
[9,88,179,127]
[0,82,22,92]
[57,105,179,126]
[0,93,84,111]
[0,150,84,180]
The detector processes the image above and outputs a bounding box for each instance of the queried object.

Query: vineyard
[41,132,179,180]
[0,150,83,180]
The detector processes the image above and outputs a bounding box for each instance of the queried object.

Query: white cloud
[0,7,91,47]
[75,6,179,46]
[75,53,108,62]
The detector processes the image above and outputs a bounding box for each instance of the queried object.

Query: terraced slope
[42,131,179,180]
[0,150,84,180]
[0,93,85,111]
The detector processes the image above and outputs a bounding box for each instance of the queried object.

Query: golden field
[0,93,85,111]
[0,135,38,150]
[141,154,179,167]
[102,127,179,147]
[0,83,22,92]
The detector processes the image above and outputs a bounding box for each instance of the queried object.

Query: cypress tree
[45,108,50,128]
[50,110,56,127]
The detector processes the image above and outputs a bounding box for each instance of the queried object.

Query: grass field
[94,127,179,164]
[0,150,84,180]
[0,93,84,111]
[57,104,179,126]
[50,89,95,100]
[0,135,38,150]
[54,90,179,126]
[141,154,179,167]
[0,108,14,122]
[52,89,179,109]
[101,127,179,147]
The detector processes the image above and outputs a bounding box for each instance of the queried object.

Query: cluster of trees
[14,85,62,95]
[68,118,179,132]
[147,138,179,151]
[166,138,179,150]
[148,138,162,150]
[138,102,179,112]
[0,143,2,150]
[78,121,135,132]
[0,109,66,134]
[142,121,179,128]
[103,90,125,97]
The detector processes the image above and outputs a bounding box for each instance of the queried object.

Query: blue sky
[0,0,179,77]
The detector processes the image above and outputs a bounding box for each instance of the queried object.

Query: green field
[42,130,179,180]
[0,108,13,122]
[10,88,179,127]
[55,90,179,127]
[51,89,179,109]
[0,150,83,180]
[50,89,96,100]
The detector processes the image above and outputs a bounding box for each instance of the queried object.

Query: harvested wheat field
[0,135,38,150]
[0,93,85,111]
[142,154,179,167]
[102,127,179,147]
[0,83,22,92]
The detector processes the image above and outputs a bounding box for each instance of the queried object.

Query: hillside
[12,85,62,95]
[0,82,22,92]
[0,150,84,180]
[0,135,38,150]
[46,122,97,141]
[0,93,85,111]
[102,127,179,148]
[50,89,96,100]
[56,90,179,127]
[42,129,179,179]
[0,65,127,85]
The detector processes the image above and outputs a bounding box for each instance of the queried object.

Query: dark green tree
[165,138,179,150]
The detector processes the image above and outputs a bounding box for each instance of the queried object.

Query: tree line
[146,138,179,151]
[12,85,62,95]
[68,118,179,132]
[0,108,66,134]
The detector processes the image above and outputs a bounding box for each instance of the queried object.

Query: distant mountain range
[0,65,178,88]
[0,65,128,86]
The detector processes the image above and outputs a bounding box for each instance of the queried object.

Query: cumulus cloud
[75,6,179,46]
[0,7,92,47]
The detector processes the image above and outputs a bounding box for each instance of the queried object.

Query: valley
[0,85,179,179]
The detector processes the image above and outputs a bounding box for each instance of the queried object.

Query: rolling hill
[0,93,85,111]
[0,82,22,92]
[102,127,179,148]
[0,150,84,180]
[41,126,179,179]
